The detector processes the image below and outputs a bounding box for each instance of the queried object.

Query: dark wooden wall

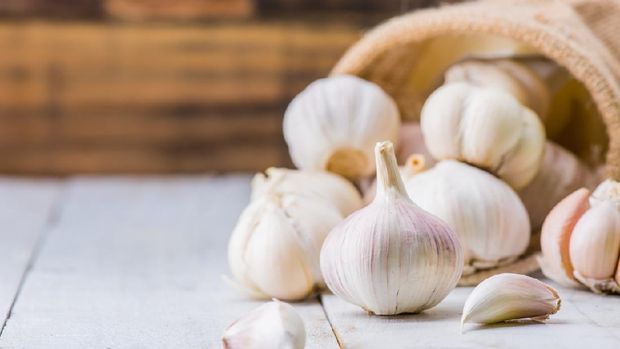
[0,0,437,174]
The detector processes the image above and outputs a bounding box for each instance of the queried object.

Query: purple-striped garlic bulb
[320,141,463,315]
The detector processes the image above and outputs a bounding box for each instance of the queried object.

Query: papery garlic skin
[538,188,590,287]
[420,82,545,189]
[228,194,342,301]
[222,300,305,349]
[283,75,400,179]
[462,273,560,327]
[251,167,363,216]
[404,160,530,274]
[519,142,599,230]
[569,201,620,291]
[320,141,463,315]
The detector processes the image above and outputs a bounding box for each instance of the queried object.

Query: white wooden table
[0,176,619,348]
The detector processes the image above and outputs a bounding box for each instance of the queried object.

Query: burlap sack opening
[331,0,620,285]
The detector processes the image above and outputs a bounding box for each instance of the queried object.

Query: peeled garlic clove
[283,75,400,179]
[251,167,363,216]
[462,273,561,327]
[404,160,530,274]
[569,201,620,293]
[421,82,545,189]
[222,300,305,349]
[228,194,343,301]
[538,188,590,287]
[396,122,436,167]
[519,142,599,230]
[589,179,620,207]
[320,141,463,315]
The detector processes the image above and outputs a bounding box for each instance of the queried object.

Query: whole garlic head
[228,194,343,301]
[320,141,463,315]
[283,75,400,179]
[420,82,545,189]
[251,167,363,216]
[222,300,305,349]
[539,180,620,294]
[404,160,530,275]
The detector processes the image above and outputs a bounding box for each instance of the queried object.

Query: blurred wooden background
[0,0,438,174]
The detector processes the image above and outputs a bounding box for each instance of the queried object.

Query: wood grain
[321,278,620,348]
[0,176,338,348]
[0,179,60,329]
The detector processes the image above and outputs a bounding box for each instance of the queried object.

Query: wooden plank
[104,0,254,20]
[0,176,338,348]
[321,278,620,348]
[0,179,60,328]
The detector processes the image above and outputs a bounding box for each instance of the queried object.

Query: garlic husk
[444,59,550,119]
[420,82,545,189]
[283,75,400,179]
[519,142,599,230]
[320,141,463,315]
[228,194,343,300]
[569,200,620,293]
[404,160,530,274]
[222,300,305,349]
[396,122,436,167]
[461,273,561,327]
[251,167,363,216]
[538,188,590,288]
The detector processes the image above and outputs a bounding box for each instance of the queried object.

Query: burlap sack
[331,0,620,285]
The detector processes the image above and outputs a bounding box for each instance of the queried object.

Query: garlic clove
[461,273,561,328]
[283,75,400,179]
[251,167,363,216]
[569,201,620,293]
[320,141,463,315]
[222,300,305,349]
[590,179,620,207]
[538,188,590,287]
[404,160,530,273]
[420,82,545,189]
[228,194,343,301]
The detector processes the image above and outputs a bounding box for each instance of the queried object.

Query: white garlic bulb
[519,142,599,230]
[420,82,545,189]
[222,300,305,349]
[539,180,620,294]
[283,75,400,179]
[462,273,560,329]
[404,160,530,275]
[251,167,363,216]
[320,141,463,315]
[228,194,343,300]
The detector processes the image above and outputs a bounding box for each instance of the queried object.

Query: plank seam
[318,294,345,349]
[0,181,69,338]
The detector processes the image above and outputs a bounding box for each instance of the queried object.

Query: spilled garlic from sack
[222,300,305,349]
[283,75,400,179]
[320,141,463,315]
[462,273,561,330]
[228,193,342,301]
[539,180,620,294]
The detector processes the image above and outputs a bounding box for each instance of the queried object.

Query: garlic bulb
[420,82,545,189]
[283,75,400,179]
[320,141,463,315]
[228,194,343,300]
[539,180,620,294]
[404,160,530,275]
[519,142,599,230]
[222,300,305,349]
[445,59,551,119]
[251,167,363,216]
[462,273,561,329]
[396,122,436,167]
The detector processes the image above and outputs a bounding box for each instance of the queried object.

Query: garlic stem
[374,141,409,200]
